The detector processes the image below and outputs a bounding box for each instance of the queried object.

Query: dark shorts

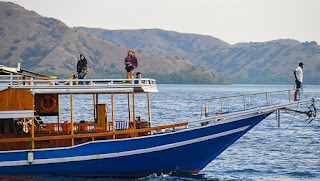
[125,65,134,72]
[295,79,301,89]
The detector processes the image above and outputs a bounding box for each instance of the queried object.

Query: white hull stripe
[0,126,249,167]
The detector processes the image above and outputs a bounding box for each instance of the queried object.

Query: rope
[283,95,300,129]
[263,111,276,130]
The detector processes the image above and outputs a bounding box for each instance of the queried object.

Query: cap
[299,62,304,66]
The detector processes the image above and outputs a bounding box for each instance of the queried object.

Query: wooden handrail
[0,122,188,143]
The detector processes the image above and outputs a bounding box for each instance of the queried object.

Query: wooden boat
[0,64,318,178]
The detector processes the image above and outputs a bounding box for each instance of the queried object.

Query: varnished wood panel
[97,104,107,131]
[97,104,106,124]
[0,88,33,111]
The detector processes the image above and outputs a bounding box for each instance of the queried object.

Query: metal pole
[248,95,251,109]
[265,93,268,106]
[228,98,230,113]
[70,93,74,146]
[277,109,280,127]
[243,95,246,110]
[10,73,13,85]
[200,100,203,118]
[208,100,211,115]
[220,98,223,113]
[268,93,272,105]
[288,90,291,102]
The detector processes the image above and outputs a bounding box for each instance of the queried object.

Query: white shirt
[295,66,303,82]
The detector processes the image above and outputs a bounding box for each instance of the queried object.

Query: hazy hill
[78,27,231,67]
[0,2,224,84]
[202,41,320,84]
[80,28,320,84]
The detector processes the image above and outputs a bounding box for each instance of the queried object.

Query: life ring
[40,95,57,112]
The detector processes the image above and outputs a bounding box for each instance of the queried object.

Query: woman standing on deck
[124,50,138,79]
[77,54,87,74]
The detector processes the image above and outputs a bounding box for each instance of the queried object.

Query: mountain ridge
[1,1,319,85]
[78,27,231,68]
[79,27,320,84]
[0,2,226,84]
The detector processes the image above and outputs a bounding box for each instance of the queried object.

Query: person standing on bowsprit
[294,62,304,101]
[77,54,87,74]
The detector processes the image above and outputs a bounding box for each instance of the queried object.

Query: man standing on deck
[294,62,304,101]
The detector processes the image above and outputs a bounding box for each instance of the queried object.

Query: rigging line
[257,109,277,131]
[261,109,276,130]
[283,91,302,129]
[282,109,295,116]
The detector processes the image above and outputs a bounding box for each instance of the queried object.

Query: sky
[4,0,320,44]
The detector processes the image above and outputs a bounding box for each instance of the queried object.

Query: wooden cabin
[0,65,187,151]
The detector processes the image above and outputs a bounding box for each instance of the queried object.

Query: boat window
[0,120,4,134]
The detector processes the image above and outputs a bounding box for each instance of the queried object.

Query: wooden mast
[70,93,74,146]
[148,92,152,127]
[132,92,136,129]
[127,93,132,123]
[31,94,35,149]
[111,94,115,139]
[93,94,98,123]
[106,96,109,131]
[58,94,61,131]
[31,117,35,149]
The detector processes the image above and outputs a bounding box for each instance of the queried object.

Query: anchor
[281,99,317,123]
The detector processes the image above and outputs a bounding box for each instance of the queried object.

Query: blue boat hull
[0,113,271,178]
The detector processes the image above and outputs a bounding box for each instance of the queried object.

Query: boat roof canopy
[28,86,158,94]
[0,64,158,94]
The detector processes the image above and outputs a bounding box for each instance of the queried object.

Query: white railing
[200,89,295,118]
[188,97,319,127]
[0,74,156,87]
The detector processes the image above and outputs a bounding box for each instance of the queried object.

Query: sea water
[19,84,320,181]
